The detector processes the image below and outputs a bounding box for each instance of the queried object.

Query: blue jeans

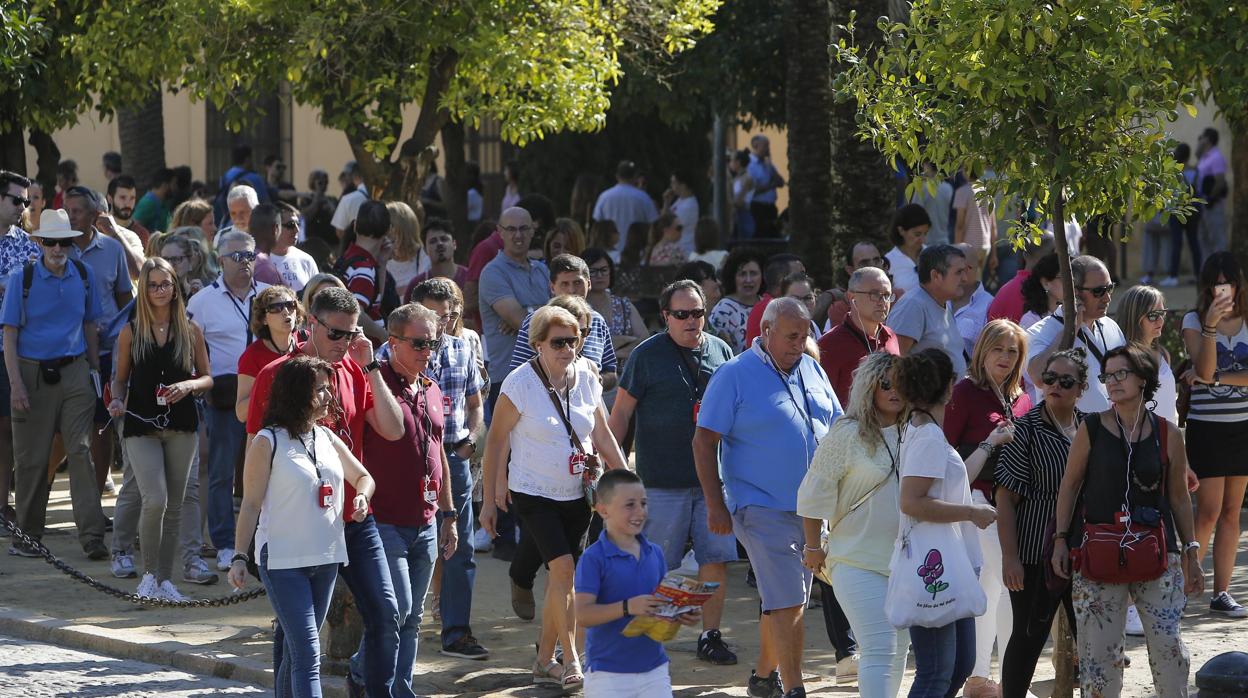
[909,616,976,698]
[258,545,338,698]
[440,451,477,647]
[204,405,245,548]
[351,521,436,698]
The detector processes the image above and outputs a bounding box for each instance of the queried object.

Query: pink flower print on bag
[917,549,950,599]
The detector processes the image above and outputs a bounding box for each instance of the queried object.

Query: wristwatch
[438,509,458,523]
[364,360,381,373]
[1183,541,1200,553]
[454,437,476,454]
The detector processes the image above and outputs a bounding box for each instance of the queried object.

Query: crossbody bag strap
[530,358,585,454]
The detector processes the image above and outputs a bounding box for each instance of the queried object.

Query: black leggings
[1000,563,1077,698]
[815,577,857,661]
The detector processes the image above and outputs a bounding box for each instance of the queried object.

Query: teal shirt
[132,191,170,233]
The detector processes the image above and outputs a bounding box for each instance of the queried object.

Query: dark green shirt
[619,331,733,489]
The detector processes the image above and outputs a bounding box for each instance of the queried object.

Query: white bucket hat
[32,209,84,239]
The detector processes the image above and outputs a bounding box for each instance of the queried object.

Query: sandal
[561,661,584,693]
[532,659,564,685]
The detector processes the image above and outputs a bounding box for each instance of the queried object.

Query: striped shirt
[1183,312,1248,423]
[508,308,617,375]
[995,403,1083,564]
[339,243,381,320]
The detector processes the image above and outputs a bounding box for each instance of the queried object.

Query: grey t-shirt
[477,254,549,382]
[619,332,734,489]
[888,284,966,376]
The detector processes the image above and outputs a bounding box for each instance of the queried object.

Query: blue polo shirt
[1,258,102,360]
[70,230,133,351]
[574,530,669,674]
[697,340,841,513]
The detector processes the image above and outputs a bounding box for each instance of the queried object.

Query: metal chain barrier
[1,515,266,608]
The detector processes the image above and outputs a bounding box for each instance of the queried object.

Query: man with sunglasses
[1025,255,1126,413]
[186,230,270,571]
[270,202,317,292]
[245,285,405,698]
[608,279,739,665]
[0,171,40,532]
[3,208,110,560]
[409,278,488,660]
[817,267,901,404]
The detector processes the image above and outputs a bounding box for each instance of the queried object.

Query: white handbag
[884,520,986,629]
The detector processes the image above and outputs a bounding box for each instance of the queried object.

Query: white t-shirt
[269,247,319,291]
[953,183,993,252]
[886,246,921,294]
[330,189,368,232]
[689,249,728,270]
[1153,357,1178,425]
[254,426,349,570]
[1026,310,1126,413]
[501,359,603,501]
[899,422,982,572]
[387,252,430,294]
[672,196,699,255]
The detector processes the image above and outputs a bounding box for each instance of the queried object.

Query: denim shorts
[643,487,738,570]
[732,505,811,612]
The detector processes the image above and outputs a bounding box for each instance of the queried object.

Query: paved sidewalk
[1,471,1245,696]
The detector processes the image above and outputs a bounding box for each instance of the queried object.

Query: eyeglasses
[549,336,579,349]
[162,254,188,266]
[281,220,299,229]
[316,316,362,342]
[38,238,75,248]
[435,312,461,326]
[266,300,298,314]
[849,289,894,303]
[501,225,534,235]
[1098,368,1136,385]
[391,335,439,351]
[147,281,175,293]
[879,378,893,391]
[1144,309,1167,322]
[854,257,885,268]
[1041,371,1079,390]
[223,250,257,263]
[792,294,816,303]
[2,193,31,208]
[666,308,706,320]
[1076,283,1116,298]
[588,266,611,277]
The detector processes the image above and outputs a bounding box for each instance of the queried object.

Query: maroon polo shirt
[816,318,901,405]
[363,361,445,528]
[943,377,1033,497]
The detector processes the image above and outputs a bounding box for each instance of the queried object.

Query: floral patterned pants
[1072,553,1190,698]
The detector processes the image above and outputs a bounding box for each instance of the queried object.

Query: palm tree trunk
[1230,121,1248,264]
[27,130,60,197]
[118,90,166,189]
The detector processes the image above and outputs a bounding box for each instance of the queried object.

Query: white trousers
[971,490,1013,679]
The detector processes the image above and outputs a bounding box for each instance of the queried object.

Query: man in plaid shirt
[409,278,488,660]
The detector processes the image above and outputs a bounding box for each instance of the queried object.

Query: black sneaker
[1211,591,1248,618]
[9,539,41,557]
[697,629,738,665]
[747,670,783,698]
[441,635,490,660]
[746,566,757,588]
[784,688,806,698]
[84,539,109,561]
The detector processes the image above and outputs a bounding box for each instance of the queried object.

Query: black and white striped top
[1182,312,1248,423]
[995,403,1083,564]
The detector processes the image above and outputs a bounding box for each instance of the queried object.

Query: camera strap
[531,358,585,455]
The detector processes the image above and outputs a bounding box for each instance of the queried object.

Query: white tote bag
[884,520,986,629]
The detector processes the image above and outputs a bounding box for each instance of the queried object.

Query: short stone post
[1196,652,1248,698]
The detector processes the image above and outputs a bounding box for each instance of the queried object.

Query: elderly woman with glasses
[479,305,627,693]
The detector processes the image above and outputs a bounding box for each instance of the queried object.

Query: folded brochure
[621,575,720,642]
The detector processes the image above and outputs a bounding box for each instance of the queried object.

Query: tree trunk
[118,89,167,190]
[1052,610,1076,698]
[785,0,835,283]
[1231,121,1248,264]
[440,120,470,245]
[0,127,26,175]
[1051,187,1077,350]
[826,0,895,288]
[27,130,60,198]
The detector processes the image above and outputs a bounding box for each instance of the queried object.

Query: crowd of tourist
[0,129,1242,698]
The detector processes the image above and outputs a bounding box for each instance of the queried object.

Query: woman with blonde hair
[159,230,217,295]
[799,352,908,697]
[300,273,347,312]
[106,258,213,601]
[545,218,586,261]
[1116,285,1177,424]
[385,201,428,293]
[943,318,1030,698]
[170,198,217,245]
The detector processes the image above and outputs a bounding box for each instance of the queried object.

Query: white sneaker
[136,573,159,599]
[835,654,860,685]
[1139,274,1153,285]
[1159,276,1180,288]
[110,552,137,579]
[216,547,235,572]
[157,580,190,603]
[472,528,493,553]
[1125,604,1145,636]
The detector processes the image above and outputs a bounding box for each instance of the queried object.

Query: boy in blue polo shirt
[574,469,701,696]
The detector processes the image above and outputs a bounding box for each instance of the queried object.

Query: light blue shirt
[747,154,779,205]
[888,284,967,377]
[591,183,658,260]
[1,258,102,360]
[697,340,841,513]
[70,230,133,350]
[477,254,550,381]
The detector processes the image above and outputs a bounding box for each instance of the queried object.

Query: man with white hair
[694,296,842,698]
[817,266,900,404]
[220,185,259,236]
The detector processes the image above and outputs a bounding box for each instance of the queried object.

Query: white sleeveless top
[255,426,349,570]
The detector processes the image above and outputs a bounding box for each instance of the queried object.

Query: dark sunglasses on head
[392,335,438,351]
[1041,371,1079,390]
[223,250,257,263]
[317,317,362,341]
[666,308,706,320]
[2,193,31,207]
[1144,309,1167,322]
[266,300,298,314]
[1076,283,1116,298]
[38,237,75,248]
[549,336,579,349]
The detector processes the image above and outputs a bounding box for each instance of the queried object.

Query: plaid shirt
[425,333,484,444]
[0,226,41,345]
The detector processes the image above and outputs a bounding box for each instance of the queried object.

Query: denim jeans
[351,521,436,698]
[204,405,245,549]
[339,516,401,697]
[909,616,975,698]
[440,451,477,647]
[258,545,338,698]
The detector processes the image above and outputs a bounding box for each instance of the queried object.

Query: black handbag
[208,374,239,411]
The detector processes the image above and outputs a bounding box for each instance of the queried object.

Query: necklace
[1044,403,1077,440]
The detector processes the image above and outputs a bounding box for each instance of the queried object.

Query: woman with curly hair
[707,248,763,353]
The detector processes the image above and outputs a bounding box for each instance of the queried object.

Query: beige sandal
[532,659,564,685]
[561,661,584,693]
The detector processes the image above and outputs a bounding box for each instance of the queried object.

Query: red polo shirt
[363,361,445,528]
[743,293,774,348]
[816,318,900,405]
[987,269,1030,324]
[464,231,504,329]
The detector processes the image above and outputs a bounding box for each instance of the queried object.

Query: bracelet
[977,441,994,454]
[622,598,630,616]
[802,544,822,553]
[231,552,250,564]
[1052,531,1069,541]
[1202,330,1217,339]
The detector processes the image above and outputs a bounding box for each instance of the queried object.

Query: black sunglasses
[1076,283,1116,298]
[223,250,257,263]
[1144,309,1167,322]
[281,220,299,229]
[3,193,31,208]
[1041,371,1079,390]
[549,336,579,349]
[666,308,706,320]
[266,300,298,314]
[38,237,75,248]
[317,316,362,342]
[392,335,438,351]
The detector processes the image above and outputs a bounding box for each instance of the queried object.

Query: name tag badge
[569,453,587,475]
[442,394,452,417]
[692,399,701,423]
[318,479,334,509]
[424,476,439,504]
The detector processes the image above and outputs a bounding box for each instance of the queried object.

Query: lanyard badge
[318,479,334,509]
[424,475,439,504]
